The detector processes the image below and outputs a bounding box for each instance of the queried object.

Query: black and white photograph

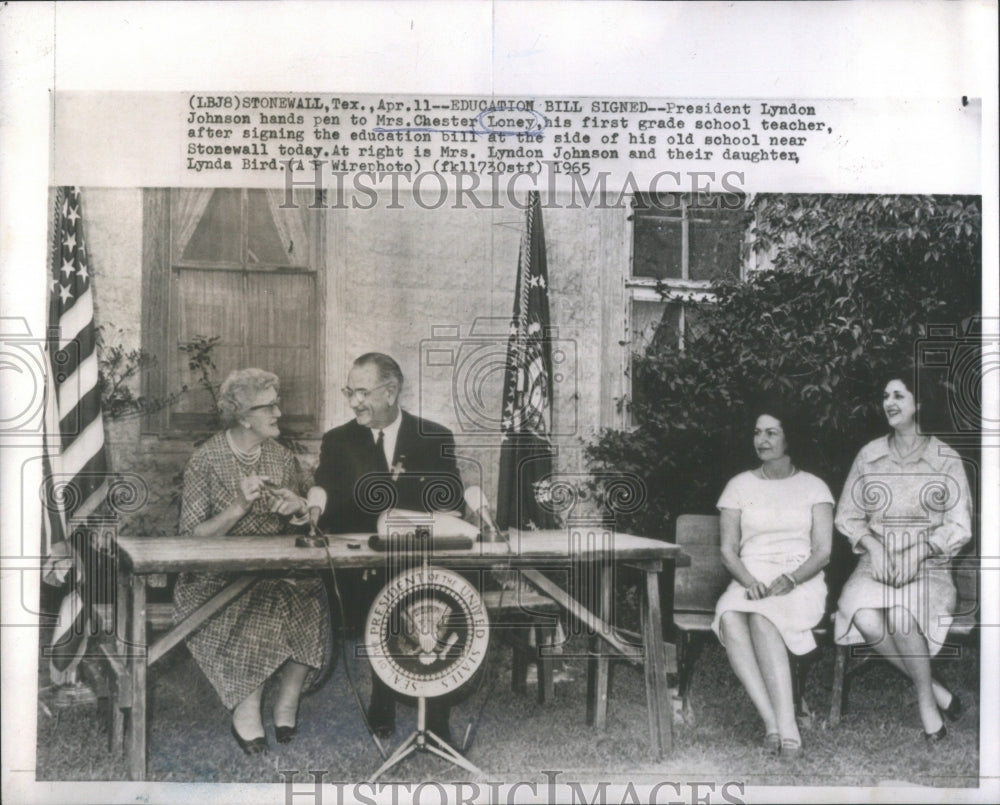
[2,3,997,804]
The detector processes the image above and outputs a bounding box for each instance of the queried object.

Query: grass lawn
[36,631,980,789]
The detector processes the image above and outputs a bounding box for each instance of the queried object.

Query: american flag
[496,191,559,531]
[43,187,110,685]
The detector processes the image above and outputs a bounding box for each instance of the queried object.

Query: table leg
[587,562,612,729]
[537,624,555,705]
[641,565,672,758]
[126,574,147,781]
[112,570,128,753]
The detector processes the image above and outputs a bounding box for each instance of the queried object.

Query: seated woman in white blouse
[713,401,833,757]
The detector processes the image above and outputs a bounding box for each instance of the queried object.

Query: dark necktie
[374,429,389,473]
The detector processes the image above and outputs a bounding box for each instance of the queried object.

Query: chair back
[673,514,730,615]
[950,553,979,635]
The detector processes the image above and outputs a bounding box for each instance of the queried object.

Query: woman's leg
[719,611,778,735]
[748,614,799,745]
[885,606,943,734]
[851,607,945,733]
[232,682,266,739]
[273,660,310,728]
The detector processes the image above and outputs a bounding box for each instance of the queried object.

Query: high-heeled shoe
[274,724,297,744]
[231,723,269,755]
[924,724,947,743]
[941,692,964,722]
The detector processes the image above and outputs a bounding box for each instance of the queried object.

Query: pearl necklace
[761,463,795,480]
[226,429,262,464]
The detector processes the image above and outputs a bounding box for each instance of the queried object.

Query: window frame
[141,188,326,438]
[624,193,750,422]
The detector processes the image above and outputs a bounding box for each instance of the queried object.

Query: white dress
[712,470,834,655]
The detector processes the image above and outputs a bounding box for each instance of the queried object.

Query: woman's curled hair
[217,368,280,428]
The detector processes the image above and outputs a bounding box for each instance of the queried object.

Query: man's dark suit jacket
[313,410,467,732]
[313,410,463,535]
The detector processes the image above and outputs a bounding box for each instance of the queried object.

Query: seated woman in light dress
[174,368,331,755]
[713,401,833,757]
[834,371,972,742]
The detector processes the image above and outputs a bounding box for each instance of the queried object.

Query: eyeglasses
[247,398,281,413]
[341,383,392,402]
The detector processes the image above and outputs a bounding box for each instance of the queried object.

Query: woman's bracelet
[782,572,797,588]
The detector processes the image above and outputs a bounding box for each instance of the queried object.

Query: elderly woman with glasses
[174,368,331,755]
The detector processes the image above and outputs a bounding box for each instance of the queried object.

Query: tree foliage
[586,194,982,543]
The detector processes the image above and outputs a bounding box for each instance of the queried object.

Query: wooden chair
[481,583,563,704]
[828,552,979,726]
[671,514,826,723]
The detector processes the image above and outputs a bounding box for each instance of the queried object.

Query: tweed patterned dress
[174,433,331,709]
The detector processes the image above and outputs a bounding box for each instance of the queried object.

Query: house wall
[83,188,626,536]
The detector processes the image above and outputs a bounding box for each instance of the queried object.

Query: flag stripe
[59,387,104,453]
[42,384,68,557]
[57,292,94,352]
[56,306,96,375]
[59,415,107,479]
[58,349,100,422]
[48,588,88,685]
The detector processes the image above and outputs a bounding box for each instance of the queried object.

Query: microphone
[306,486,327,532]
[464,486,504,543]
[296,486,329,547]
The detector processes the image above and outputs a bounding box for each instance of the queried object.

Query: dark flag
[496,192,559,531]
[42,187,111,685]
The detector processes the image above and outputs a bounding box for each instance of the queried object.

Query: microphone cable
[318,536,389,760]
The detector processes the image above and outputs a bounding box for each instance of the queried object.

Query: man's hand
[307,506,323,534]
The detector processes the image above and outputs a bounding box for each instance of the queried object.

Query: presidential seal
[365,566,490,699]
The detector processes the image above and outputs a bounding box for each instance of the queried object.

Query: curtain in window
[170,188,214,260]
[265,189,312,263]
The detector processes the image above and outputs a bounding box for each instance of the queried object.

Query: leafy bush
[586,194,982,546]
[96,326,179,420]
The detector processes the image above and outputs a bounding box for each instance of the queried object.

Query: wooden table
[110,529,688,780]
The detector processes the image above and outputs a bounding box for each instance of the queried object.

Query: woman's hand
[267,486,307,517]
[886,542,927,587]
[884,528,922,557]
[766,573,796,597]
[236,475,268,511]
[744,581,769,601]
[860,535,890,583]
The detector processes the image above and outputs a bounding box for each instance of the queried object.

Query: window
[142,188,324,434]
[626,193,749,416]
